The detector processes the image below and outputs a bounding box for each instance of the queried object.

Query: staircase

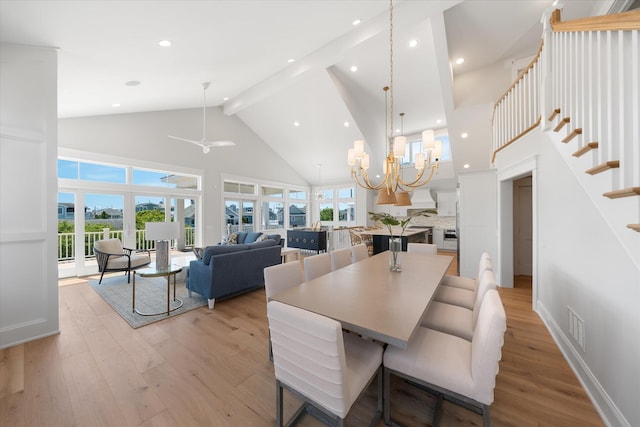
[492,8,640,258]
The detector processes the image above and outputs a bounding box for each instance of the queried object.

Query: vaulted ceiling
[0,0,602,186]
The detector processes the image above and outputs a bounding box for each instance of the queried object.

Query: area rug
[89,274,207,329]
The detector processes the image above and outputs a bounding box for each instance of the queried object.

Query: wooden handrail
[551,9,640,32]
[493,40,544,113]
[491,116,541,163]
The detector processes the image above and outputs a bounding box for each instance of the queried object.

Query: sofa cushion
[247,239,278,249]
[245,231,263,243]
[267,234,282,245]
[236,231,248,244]
[202,244,249,264]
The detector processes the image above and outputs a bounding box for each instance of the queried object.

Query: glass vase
[388,236,402,272]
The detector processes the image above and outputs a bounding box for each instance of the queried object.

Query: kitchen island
[367,227,431,255]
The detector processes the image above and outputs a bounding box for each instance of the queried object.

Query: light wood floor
[1,260,604,426]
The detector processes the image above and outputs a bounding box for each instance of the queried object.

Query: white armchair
[93,238,150,284]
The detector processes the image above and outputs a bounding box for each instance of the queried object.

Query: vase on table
[388,236,402,272]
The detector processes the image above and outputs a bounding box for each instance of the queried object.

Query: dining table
[271,251,453,349]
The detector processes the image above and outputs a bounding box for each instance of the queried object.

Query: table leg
[132,271,136,313]
[166,273,170,316]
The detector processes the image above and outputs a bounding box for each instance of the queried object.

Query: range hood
[410,188,436,208]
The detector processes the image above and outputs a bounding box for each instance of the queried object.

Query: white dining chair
[264,261,304,302]
[383,289,506,427]
[421,269,497,341]
[407,243,438,255]
[433,253,493,308]
[303,252,331,281]
[264,262,305,361]
[267,301,383,427]
[442,252,492,291]
[350,243,369,263]
[330,247,352,271]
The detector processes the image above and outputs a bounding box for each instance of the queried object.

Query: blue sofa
[186,238,282,309]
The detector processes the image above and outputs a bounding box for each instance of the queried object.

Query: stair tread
[553,117,570,132]
[627,224,640,232]
[604,187,640,199]
[573,142,598,157]
[586,160,620,175]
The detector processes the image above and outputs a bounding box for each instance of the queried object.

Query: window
[401,132,452,166]
[224,181,255,195]
[262,186,284,198]
[132,169,197,189]
[58,159,126,183]
[262,201,284,229]
[289,189,307,200]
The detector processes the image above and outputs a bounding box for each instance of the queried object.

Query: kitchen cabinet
[437,192,456,216]
[433,228,444,249]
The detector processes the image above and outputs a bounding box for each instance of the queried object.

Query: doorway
[513,176,533,291]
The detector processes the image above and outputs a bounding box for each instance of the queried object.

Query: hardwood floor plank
[81,326,167,425]
[23,336,76,427]
[0,344,24,398]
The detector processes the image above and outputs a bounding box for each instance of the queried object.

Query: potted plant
[368,209,436,272]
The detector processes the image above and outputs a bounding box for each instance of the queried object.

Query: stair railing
[492,8,640,231]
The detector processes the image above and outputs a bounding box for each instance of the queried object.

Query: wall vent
[568,306,586,352]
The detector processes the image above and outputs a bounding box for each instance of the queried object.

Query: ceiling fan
[168,82,235,153]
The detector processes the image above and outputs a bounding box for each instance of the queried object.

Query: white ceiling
[0,0,603,186]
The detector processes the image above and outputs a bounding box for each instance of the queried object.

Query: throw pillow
[227,232,238,244]
[256,233,269,242]
[193,247,204,260]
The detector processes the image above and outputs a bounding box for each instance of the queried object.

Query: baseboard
[536,302,630,427]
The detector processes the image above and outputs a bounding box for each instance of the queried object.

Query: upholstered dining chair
[350,243,369,263]
[433,253,493,308]
[442,252,492,291]
[383,289,506,427]
[267,301,383,427]
[264,262,305,361]
[93,238,151,284]
[407,243,438,255]
[303,252,331,281]
[421,269,498,341]
[330,247,352,271]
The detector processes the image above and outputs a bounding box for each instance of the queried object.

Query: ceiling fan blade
[168,135,203,146]
[205,140,236,147]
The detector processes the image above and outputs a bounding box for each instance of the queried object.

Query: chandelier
[312,163,325,202]
[346,0,442,205]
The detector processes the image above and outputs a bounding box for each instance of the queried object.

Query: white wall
[457,170,498,281]
[58,107,309,244]
[495,128,640,427]
[1,44,59,349]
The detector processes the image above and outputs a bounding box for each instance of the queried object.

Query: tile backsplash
[409,215,456,229]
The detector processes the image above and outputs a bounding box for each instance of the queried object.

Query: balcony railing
[57,227,195,262]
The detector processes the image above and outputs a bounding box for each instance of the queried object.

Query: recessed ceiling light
[352,19,361,26]
[375,174,381,178]
[455,57,465,65]
[223,97,229,101]
[125,80,140,86]
[409,40,418,48]
[395,128,401,134]
[287,58,295,63]
[344,121,350,127]
[158,40,172,47]
[436,119,442,124]
[461,132,468,138]
[112,103,120,107]
[350,65,358,72]
[294,121,300,127]
[464,164,470,169]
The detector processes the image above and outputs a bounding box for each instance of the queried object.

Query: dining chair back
[303,253,331,281]
[384,289,506,427]
[264,261,304,301]
[350,243,369,263]
[407,243,438,255]
[267,301,383,426]
[330,248,352,271]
